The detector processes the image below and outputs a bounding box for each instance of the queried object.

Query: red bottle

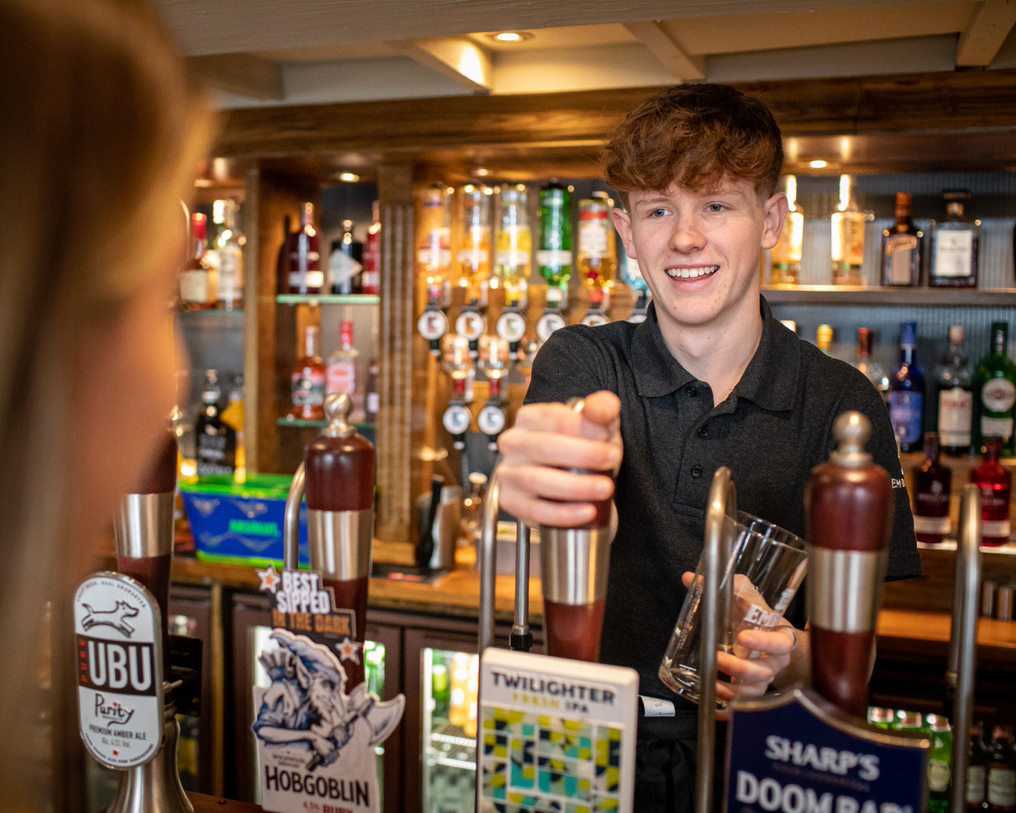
[973,437,1012,546]
[287,202,323,295]
[360,200,381,295]
[913,432,952,544]
[289,324,326,421]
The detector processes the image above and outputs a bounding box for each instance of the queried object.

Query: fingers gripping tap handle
[805,411,892,720]
[538,398,614,662]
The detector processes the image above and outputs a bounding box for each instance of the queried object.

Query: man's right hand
[497,390,622,528]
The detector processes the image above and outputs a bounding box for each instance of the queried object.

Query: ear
[761,192,788,251]
[611,207,637,261]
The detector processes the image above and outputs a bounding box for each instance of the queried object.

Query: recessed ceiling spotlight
[490,31,533,43]
[475,167,490,177]
[808,159,829,170]
[337,171,360,183]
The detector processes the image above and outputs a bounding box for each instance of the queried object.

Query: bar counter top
[169,542,1016,660]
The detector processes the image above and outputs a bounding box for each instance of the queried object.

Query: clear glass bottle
[179,212,217,311]
[974,322,1016,456]
[880,192,923,287]
[326,320,361,420]
[889,321,926,453]
[830,174,868,286]
[289,323,326,421]
[577,192,618,309]
[853,327,890,403]
[417,184,454,306]
[913,433,952,544]
[457,183,493,307]
[287,202,323,295]
[930,190,980,288]
[973,437,1012,547]
[935,324,974,456]
[329,218,362,295]
[494,184,532,308]
[770,174,804,285]
[215,200,245,310]
[537,180,573,309]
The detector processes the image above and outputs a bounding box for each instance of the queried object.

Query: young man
[497,84,920,810]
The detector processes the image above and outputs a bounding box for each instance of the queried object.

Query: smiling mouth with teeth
[665,265,719,280]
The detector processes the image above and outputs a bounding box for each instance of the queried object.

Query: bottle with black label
[195,369,236,478]
[988,724,1016,813]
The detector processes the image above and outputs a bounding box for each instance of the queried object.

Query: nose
[670,214,706,254]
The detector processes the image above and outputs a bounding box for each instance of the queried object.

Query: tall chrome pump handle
[949,484,982,813]
[695,466,737,813]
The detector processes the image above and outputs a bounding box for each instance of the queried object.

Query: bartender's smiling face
[612,176,785,335]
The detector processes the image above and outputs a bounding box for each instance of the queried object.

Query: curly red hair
[603,84,783,208]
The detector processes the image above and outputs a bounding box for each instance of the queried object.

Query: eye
[706,202,729,214]
[647,207,669,218]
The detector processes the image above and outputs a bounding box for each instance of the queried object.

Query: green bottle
[974,322,1016,456]
[925,714,952,813]
[538,180,573,309]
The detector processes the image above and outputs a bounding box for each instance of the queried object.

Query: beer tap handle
[806,411,892,720]
[950,485,982,813]
[283,463,306,571]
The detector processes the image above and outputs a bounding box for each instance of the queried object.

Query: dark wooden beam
[213,69,1016,161]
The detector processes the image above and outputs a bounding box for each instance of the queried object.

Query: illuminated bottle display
[494,184,532,308]
[537,180,573,310]
[417,184,453,306]
[830,174,867,286]
[770,174,804,285]
[577,192,618,310]
[456,183,493,307]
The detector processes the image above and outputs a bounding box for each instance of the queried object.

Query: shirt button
[697,426,709,439]
[685,384,699,397]
[690,464,704,479]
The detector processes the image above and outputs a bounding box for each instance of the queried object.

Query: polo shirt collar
[631,296,800,411]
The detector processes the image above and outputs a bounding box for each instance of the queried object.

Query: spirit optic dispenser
[416,184,454,356]
[536,180,573,343]
[578,193,617,326]
[283,393,374,688]
[476,335,510,452]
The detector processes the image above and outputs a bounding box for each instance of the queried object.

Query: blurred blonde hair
[0,0,211,807]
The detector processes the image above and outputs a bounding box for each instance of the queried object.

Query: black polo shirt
[524,296,921,700]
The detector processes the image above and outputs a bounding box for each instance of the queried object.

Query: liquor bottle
[329,219,362,295]
[288,202,323,295]
[889,321,926,453]
[930,190,980,288]
[987,725,1016,812]
[880,192,923,287]
[895,710,924,734]
[417,183,453,307]
[220,374,246,484]
[913,433,952,544]
[974,322,1016,456]
[770,174,804,285]
[275,213,292,295]
[853,327,890,403]
[830,174,867,286]
[215,199,245,310]
[577,192,618,310]
[360,201,381,295]
[815,324,834,356]
[537,180,573,310]
[326,320,361,421]
[970,722,990,812]
[364,356,380,425]
[936,324,974,455]
[289,324,326,421]
[179,212,216,311]
[973,437,1012,546]
[867,707,895,729]
[457,183,493,307]
[926,714,953,813]
[195,369,236,478]
[494,184,532,309]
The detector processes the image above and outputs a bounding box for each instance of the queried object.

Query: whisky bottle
[830,174,867,286]
[770,174,804,285]
[880,192,923,287]
[195,369,236,478]
[930,190,980,288]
